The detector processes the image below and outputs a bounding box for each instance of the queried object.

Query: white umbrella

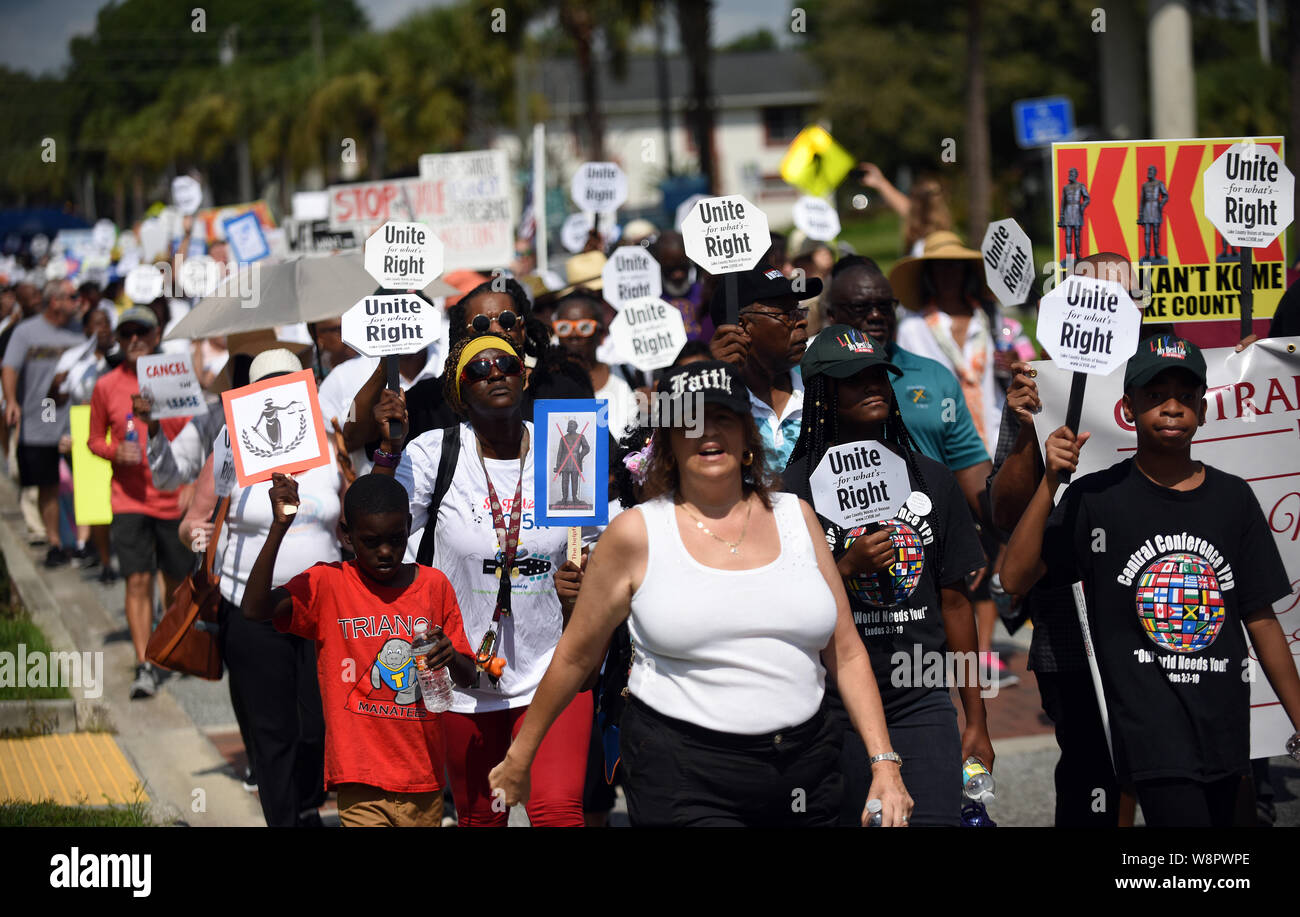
[165,250,459,340]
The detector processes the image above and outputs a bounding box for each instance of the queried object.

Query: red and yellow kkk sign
[1052,137,1286,324]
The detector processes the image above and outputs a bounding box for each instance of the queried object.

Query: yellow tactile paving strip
[0,734,146,805]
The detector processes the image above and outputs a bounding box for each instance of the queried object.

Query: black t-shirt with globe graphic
[1040,459,1290,783]
[785,449,985,716]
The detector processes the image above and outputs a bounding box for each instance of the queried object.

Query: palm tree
[675,0,717,192]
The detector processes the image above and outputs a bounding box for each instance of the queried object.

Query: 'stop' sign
[680,195,771,275]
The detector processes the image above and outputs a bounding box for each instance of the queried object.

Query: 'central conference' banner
[1052,137,1286,325]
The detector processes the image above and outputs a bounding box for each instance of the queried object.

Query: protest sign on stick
[608,297,687,372]
[601,246,662,310]
[1203,140,1295,339]
[136,352,203,420]
[221,368,330,487]
[533,399,609,558]
[810,441,910,530]
[792,196,841,242]
[680,195,770,325]
[980,218,1034,308]
[1035,273,1142,482]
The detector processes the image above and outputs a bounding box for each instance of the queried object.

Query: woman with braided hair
[782,324,993,827]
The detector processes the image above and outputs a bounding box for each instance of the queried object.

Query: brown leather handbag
[146,498,228,679]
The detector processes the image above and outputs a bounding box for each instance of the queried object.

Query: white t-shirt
[395,421,589,714]
[627,491,838,734]
[217,450,343,607]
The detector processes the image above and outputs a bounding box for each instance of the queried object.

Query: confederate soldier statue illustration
[242,396,307,457]
[1138,165,1170,264]
[553,419,592,509]
[1058,167,1090,265]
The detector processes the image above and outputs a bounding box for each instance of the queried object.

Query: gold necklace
[680,497,753,555]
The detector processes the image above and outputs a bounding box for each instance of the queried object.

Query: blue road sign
[1012,96,1075,150]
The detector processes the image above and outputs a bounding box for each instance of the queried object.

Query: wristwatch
[869,751,903,768]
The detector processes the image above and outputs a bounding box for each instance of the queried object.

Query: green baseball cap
[117,306,159,330]
[1123,334,1207,390]
[800,324,902,380]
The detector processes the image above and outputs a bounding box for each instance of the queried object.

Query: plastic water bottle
[865,798,883,827]
[410,622,455,713]
[961,756,997,827]
[962,756,995,801]
[125,412,138,443]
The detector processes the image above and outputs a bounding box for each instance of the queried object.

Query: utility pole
[655,0,675,176]
[222,25,253,202]
[1147,0,1197,138]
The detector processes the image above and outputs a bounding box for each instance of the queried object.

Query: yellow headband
[453,334,520,406]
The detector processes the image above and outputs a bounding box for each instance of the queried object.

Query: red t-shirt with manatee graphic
[277,561,474,793]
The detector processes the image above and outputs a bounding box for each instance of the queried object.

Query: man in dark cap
[708,266,821,468]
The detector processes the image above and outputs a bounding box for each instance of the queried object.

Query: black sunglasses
[460,354,523,383]
[469,311,519,333]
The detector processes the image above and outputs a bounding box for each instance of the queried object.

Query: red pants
[442,690,593,827]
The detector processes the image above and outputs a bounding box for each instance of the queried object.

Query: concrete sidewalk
[0,474,264,826]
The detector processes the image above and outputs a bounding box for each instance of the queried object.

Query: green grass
[0,793,155,827]
[0,610,72,701]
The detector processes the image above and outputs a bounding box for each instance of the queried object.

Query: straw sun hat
[887,230,990,310]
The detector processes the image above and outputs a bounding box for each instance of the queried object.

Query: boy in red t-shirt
[243,472,476,827]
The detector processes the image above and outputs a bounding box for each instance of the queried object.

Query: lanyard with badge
[473,427,529,686]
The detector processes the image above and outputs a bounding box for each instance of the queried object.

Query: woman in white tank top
[490,361,913,827]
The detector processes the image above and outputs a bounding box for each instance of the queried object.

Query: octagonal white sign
[981,218,1034,308]
[1202,141,1293,249]
[571,162,629,213]
[680,194,770,275]
[364,221,444,290]
[608,297,687,371]
[602,246,662,310]
[171,176,203,216]
[1036,274,1142,375]
[810,441,910,529]
[792,196,841,242]
[342,293,441,357]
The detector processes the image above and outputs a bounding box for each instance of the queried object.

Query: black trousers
[219,599,326,827]
[620,696,842,827]
[1035,669,1121,827]
[1134,776,1241,828]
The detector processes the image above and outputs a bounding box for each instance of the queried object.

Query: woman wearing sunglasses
[373,331,595,827]
[550,291,642,438]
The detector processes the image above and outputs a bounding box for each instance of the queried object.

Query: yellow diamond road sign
[780,126,855,198]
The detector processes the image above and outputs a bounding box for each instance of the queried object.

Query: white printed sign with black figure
[136,352,203,420]
[221,368,331,487]
[810,440,910,529]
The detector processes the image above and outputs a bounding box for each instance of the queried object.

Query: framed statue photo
[532,398,609,527]
[221,368,331,487]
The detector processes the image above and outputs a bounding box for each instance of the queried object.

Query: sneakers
[78,545,100,568]
[42,545,70,568]
[97,566,119,585]
[130,663,159,699]
[241,767,258,793]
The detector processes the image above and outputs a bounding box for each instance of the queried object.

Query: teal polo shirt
[888,343,990,471]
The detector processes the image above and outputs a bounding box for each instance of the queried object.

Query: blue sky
[0,0,798,76]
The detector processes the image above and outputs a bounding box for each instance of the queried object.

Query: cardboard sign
[221,368,330,487]
[125,264,165,304]
[1052,137,1287,323]
[680,194,770,275]
[1202,141,1294,249]
[810,441,910,529]
[570,162,629,213]
[172,176,203,215]
[981,218,1034,308]
[532,398,609,527]
[792,196,841,242]
[223,211,271,264]
[608,297,687,371]
[780,125,855,197]
[341,293,441,358]
[327,151,512,270]
[601,246,661,310]
[1032,337,1300,759]
[70,405,113,526]
[363,220,444,290]
[1037,275,1142,375]
[211,425,236,498]
[137,353,203,420]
